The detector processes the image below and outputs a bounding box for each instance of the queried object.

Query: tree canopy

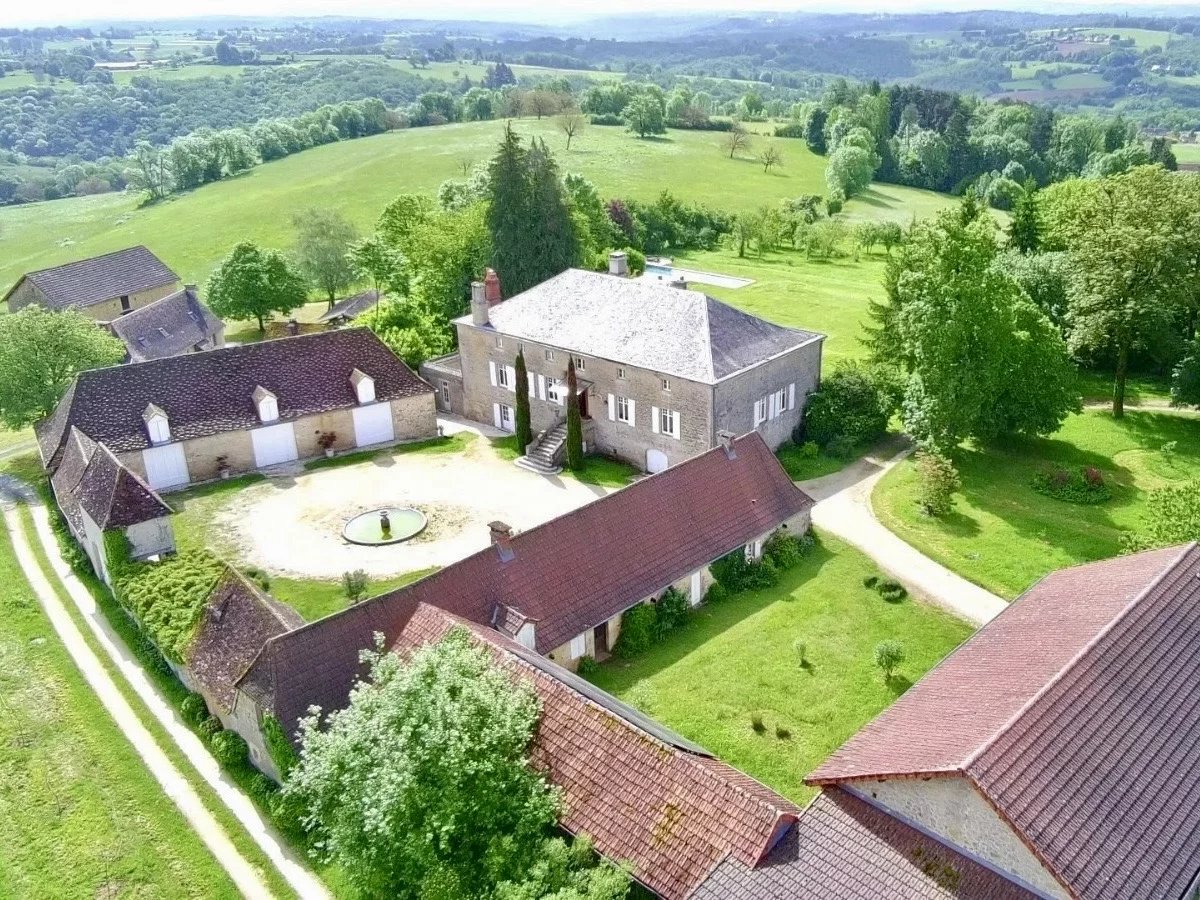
[205,241,309,331]
[0,306,125,428]
[293,208,360,305]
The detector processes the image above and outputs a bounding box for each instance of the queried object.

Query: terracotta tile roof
[691,788,1037,900]
[316,289,381,323]
[108,287,225,362]
[238,432,812,740]
[50,427,171,531]
[36,328,433,469]
[455,269,822,383]
[392,603,801,900]
[6,246,178,310]
[186,569,303,714]
[810,543,1200,900]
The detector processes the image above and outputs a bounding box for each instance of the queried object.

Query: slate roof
[186,569,303,714]
[37,328,433,469]
[691,788,1037,900]
[316,289,381,323]
[810,542,1200,900]
[50,427,172,533]
[108,287,225,362]
[6,246,178,311]
[455,269,822,383]
[390,602,803,900]
[237,432,813,745]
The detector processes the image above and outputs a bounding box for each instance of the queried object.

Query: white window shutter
[528,376,535,398]
[506,366,516,392]
[627,399,636,427]
[753,400,761,427]
[537,374,546,400]
[492,403,502,428]
[651,405,659,434]
[673,413,681,439]
[488,361,497,387]
[607,393,616,421]
[788,383,796,410]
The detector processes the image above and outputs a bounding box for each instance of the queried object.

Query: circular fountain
[342,507,427,546]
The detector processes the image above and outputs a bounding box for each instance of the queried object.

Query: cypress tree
[1008,180,1041,254]
[514,350,532,451]
[565,358,583,471]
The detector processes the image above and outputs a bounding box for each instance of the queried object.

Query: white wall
[847,778,1066,898]
[125,517,176,560]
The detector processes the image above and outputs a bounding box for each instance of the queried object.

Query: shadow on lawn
[589,536,838,694]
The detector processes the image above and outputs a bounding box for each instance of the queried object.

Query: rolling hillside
[0,118,959,290]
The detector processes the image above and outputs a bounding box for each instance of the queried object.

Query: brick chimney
[717,430,737,459]
[484,268,502,305]
[608,251,629,277]
[470,281,488,326]
[489,520,515,561]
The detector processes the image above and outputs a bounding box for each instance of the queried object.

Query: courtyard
[168,420,624,619]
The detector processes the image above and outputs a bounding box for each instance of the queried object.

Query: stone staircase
[515,421,567,476]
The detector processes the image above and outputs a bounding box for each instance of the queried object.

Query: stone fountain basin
[342,507,428,546]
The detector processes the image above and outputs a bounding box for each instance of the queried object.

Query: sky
[6,0,1200,27]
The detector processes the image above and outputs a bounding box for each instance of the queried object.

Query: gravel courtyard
[205,421,618,579]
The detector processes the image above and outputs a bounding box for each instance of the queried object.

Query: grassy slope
[872,409,1200,599]
[0,520,242,899]
[589,533,972,803]
[0,118,958,290]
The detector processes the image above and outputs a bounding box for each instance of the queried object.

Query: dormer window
[351,368,376,404]
[143,403,170,444]
[253,386,279,423]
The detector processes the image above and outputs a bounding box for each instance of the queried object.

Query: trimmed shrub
[198,715,223,739]
[751,713,766,734]
[181,691,210,727]
[915,449,961,517]
[874,640,906,681]
[247,773,278,806]
[614,603,656,658]
[210,729,249,768]
[764,532,812,571]
[878,580,908,603]
[1031,466,1112,504]
[804,363,891,452]
[710,547,779,592]
[703,582,729,604]
[862,575,879,589]
[342,568,369,603]
[575,656,601,678]
[654,587,690,639]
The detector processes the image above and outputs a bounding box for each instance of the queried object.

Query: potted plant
[215,456,231,479]
[317,431,338,458]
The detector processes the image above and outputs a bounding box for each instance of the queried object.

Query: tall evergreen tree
[526,138,580,286]
[1008,180,1041,253]
[565,358,583,471]
[805,108,827,155]
[514,350,532,450]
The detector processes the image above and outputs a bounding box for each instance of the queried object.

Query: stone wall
[847,779,1067,898]
[9,279,180,321]
[712,339,823,451]
[124,517,176,560]
[391,392,438,442]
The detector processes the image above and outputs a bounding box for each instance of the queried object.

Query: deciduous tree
[559,111,585,151]
[624,93,666,138]
[722,124,751,159]
[293,208,360,306]
[759,144,783,173]
[0,307,125,427]
[348,236,407,302]
[206,241,309,332]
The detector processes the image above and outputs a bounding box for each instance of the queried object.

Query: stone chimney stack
[484,268,502,305]
[670,275,689,290]
[470,281,489,326]
[608,251,629,277]
[717,430,737,459]
[489,520,515,561]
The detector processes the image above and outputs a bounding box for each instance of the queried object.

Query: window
[753,397,767,426]
[574,356,586,371]
[119,295,131,313]
[497,365,511,389]
[544,349,555,362]
[547,378,564,405]
[494,334,504,349]
[568,633,587,660]
[617,366,627,379]
[774,387,787,418]
[616,396,632,424]
[440,380,450,404]
[661,377,671,392]
[146,414,170,444]
[659,407,679,439]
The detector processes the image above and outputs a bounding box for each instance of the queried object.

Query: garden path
[799,445,1008,626]
[0,488,330,900]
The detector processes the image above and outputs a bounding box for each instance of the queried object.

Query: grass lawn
[0,117,959,292]
[0,521,243,898]
[1079,27,1171,50]
[588,532,973,803]
[489,435,640,487]
[872,409,1200,599]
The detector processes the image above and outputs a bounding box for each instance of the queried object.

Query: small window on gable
[351,369,376,404]
[662,377,671,392]
[254,387,279,423]
[617,366,627,379]
[574,356,586,371]
[495,334,504,349]
[544,348,555,362]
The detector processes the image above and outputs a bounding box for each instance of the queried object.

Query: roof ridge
[700,291,715,382]
[961,542,1198,775]
[23,244,157,277]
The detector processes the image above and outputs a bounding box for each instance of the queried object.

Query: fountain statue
[379,510,392,537]
[343,506,427,545]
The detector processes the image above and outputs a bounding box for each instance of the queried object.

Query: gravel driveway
[210,420,617,579]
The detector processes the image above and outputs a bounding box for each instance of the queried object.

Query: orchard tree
[286,630,558,898]
[879,206,1079,449]
[206,241,309,332]
[559,111,585,151]
[0,307,125,427]
[293,208,360,306]
[759,144,783,173]
[722,124,751,159]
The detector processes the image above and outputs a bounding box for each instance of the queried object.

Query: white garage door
[251,422,299,468]
[141,443,190,490]
[352,402,395,447]
[646,448,669,474]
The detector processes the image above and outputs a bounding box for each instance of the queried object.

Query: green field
[589,533,972,802]
[0,523,241,898]
[1079,27,1171,50]
[872,409,1200,599]
[1171,141,1200,164]
[0,116,958,300]
[1007,61,1087,79]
